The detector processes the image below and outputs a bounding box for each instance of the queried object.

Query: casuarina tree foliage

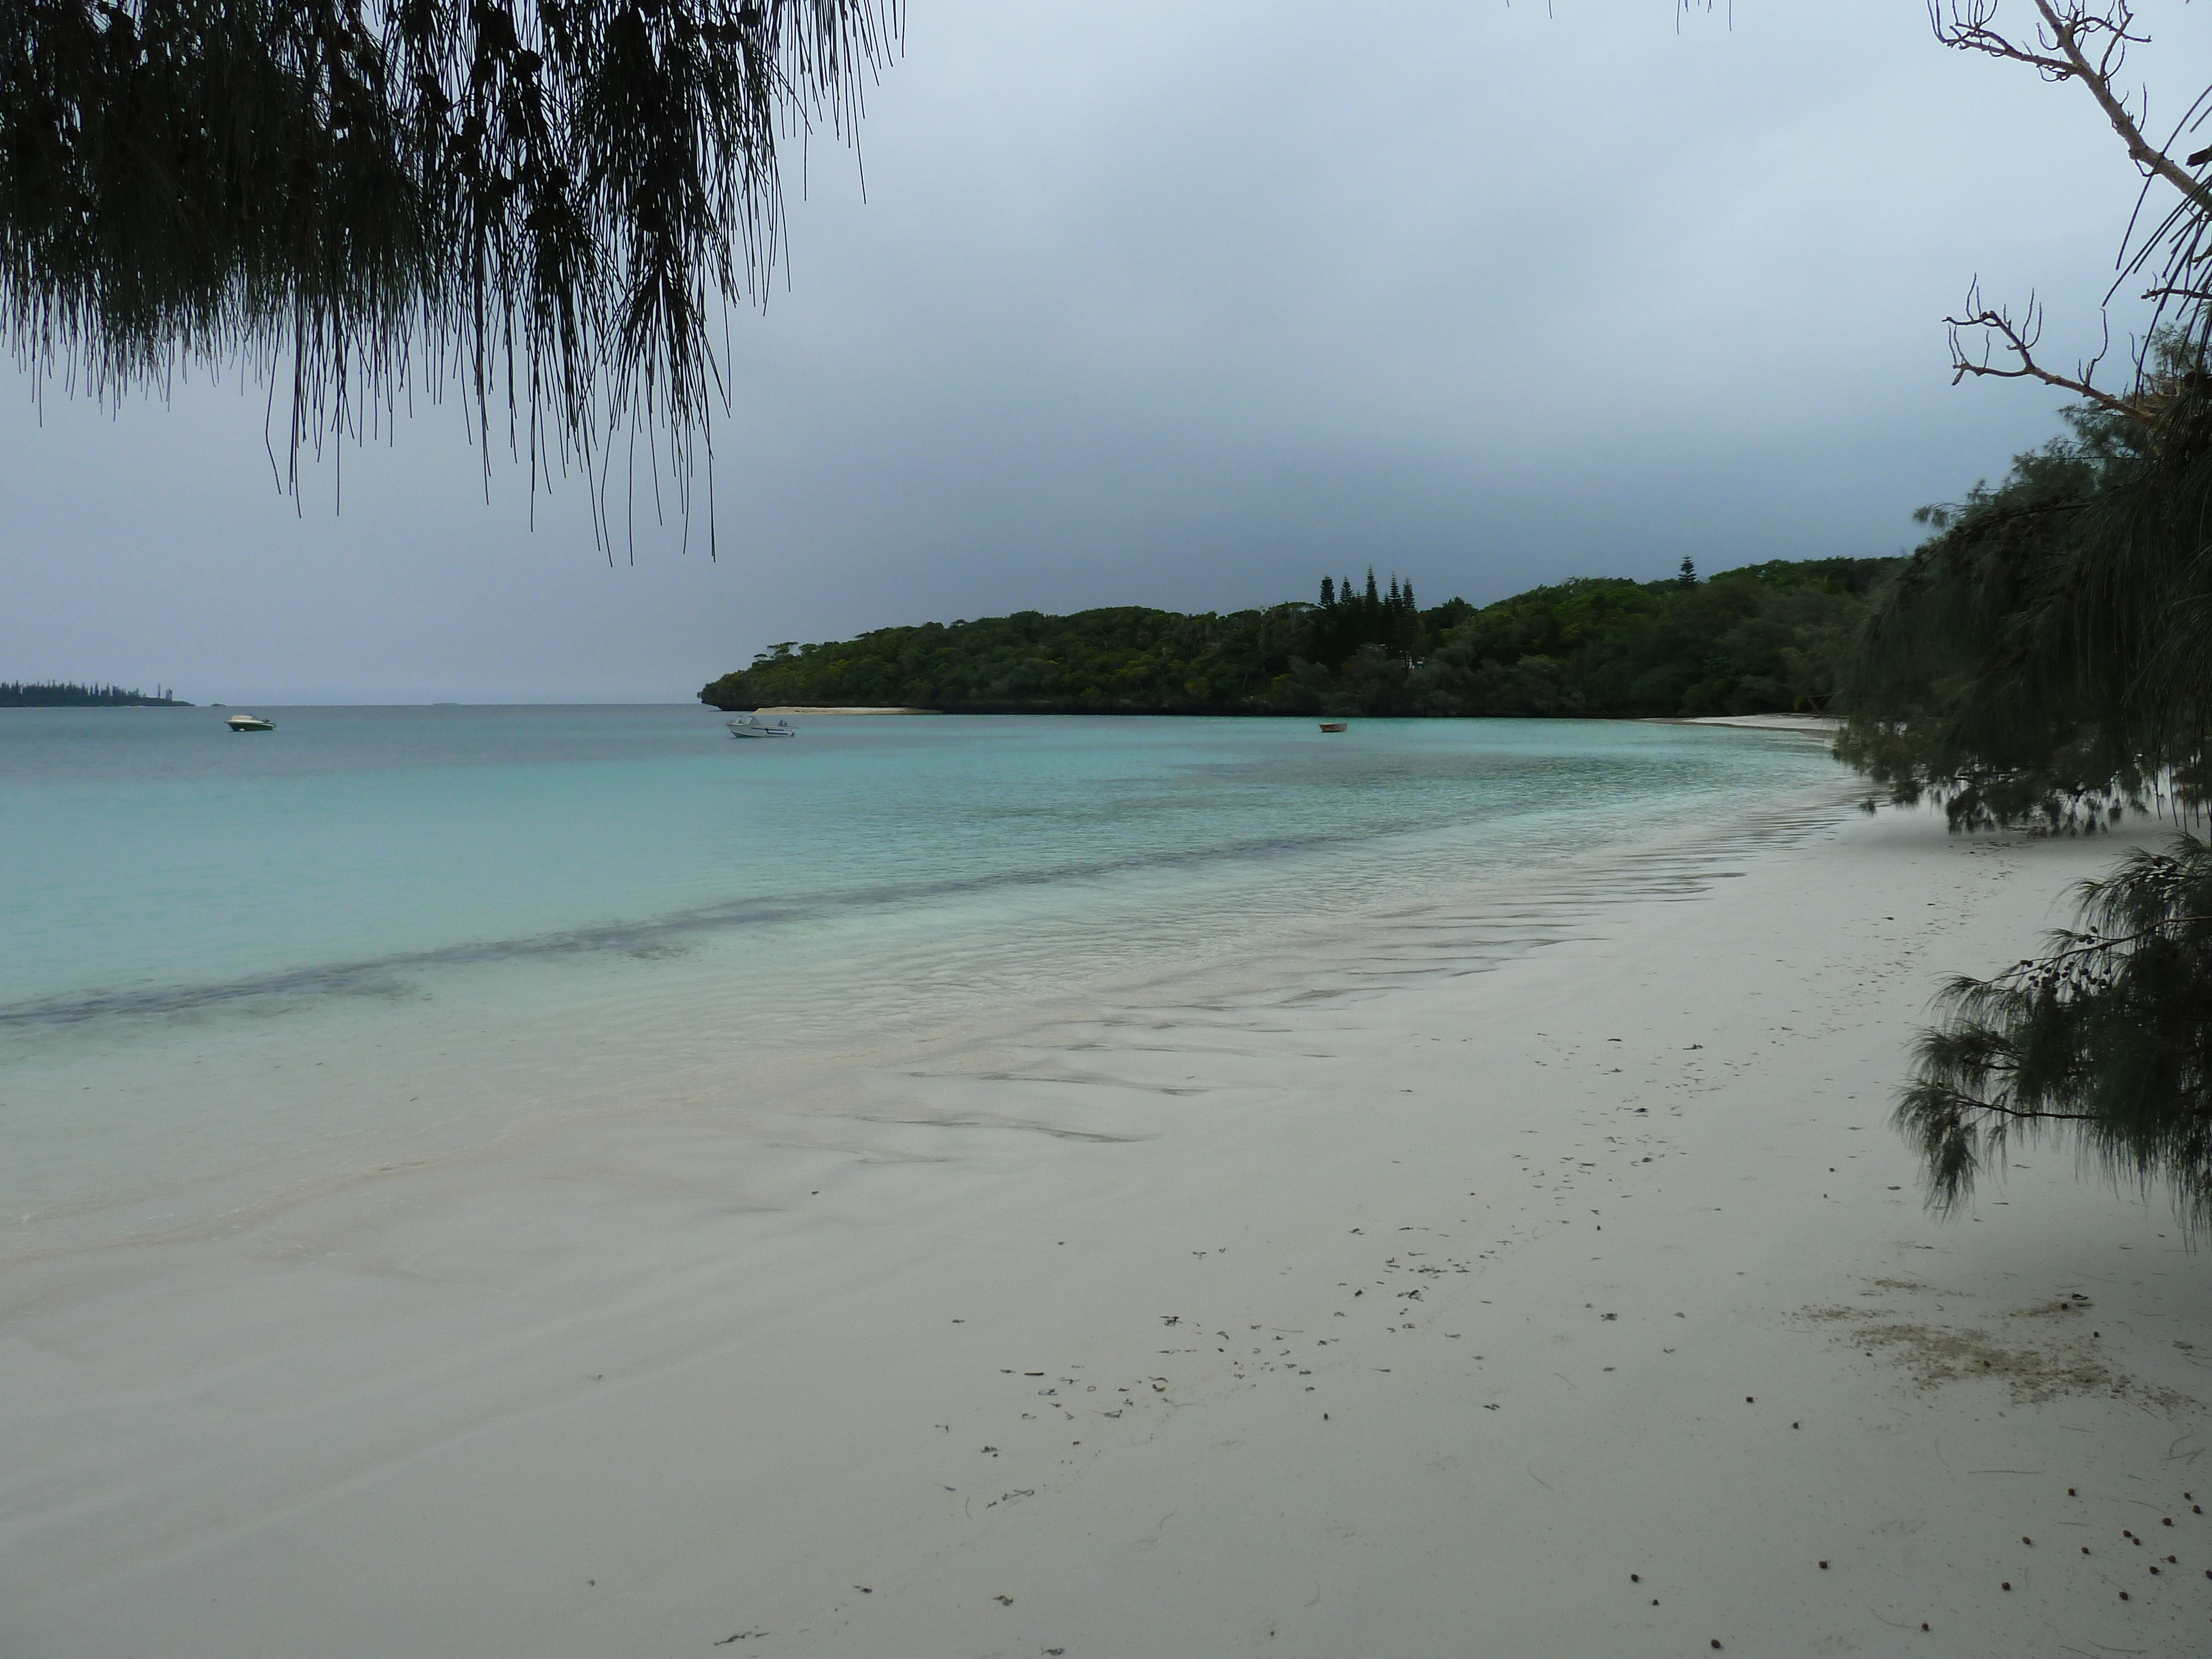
[0,0,897,536]
[1897,838,2212,1232]
[1838,2,2212,1227]
[1838,354,2212,833]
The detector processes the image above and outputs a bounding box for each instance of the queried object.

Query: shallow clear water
[1,706,1846,1230]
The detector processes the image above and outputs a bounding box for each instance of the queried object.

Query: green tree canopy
[699,557,1888,718]
[1838,363,2212,832]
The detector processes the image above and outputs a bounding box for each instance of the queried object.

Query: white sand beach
[6,801,2210,1658]
[1667,713,1844,735]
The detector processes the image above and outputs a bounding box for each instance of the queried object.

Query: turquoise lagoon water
[1,706,1848,1230]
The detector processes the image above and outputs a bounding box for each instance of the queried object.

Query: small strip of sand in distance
[1654,712,1840,734]
[753,705,938,715]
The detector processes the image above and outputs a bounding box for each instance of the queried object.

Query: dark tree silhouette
[700,559,1879,718]
[1838,2,2212,1227]
[0,0,899,541]
[1898,839,2212,1231]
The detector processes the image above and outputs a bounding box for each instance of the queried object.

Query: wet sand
[4,804,2209,1657]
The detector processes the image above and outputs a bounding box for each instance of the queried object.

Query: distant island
[1,681,191,707]
[700,557,1895,718]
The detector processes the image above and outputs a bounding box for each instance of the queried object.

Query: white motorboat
[225,713,276,732]
[726,714,796,739]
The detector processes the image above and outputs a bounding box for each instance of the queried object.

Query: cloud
[4,0,2203,700]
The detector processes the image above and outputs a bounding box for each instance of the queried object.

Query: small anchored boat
[1318,722,1348,733]
[225,713,276,732]
[726,714,796,739]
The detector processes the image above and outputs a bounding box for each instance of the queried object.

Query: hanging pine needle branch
[1897,836,2212,1232]
[0,0,900,543]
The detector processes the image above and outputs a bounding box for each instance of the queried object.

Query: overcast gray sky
[6,1,2208,703]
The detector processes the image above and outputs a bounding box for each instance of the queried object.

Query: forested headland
[0,682,188,707]
[700,558,1894,718]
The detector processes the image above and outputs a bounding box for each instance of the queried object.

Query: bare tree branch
[1914,1087,2104,1125]
[1944,280,2153,420]
[2023,0,2212,209]
[1928,2,2212,419]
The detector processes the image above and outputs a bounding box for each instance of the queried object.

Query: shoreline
[726,707,1841,725]
[750,705,941,715]
[1648,711,1841,734]
[6,804,2209,1657]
